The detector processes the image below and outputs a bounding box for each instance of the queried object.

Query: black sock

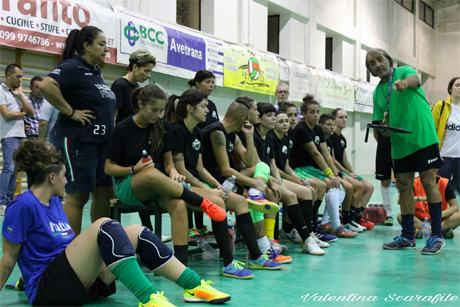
[180,187,204,207]
[354,207,363,222]
[187,209,194,229]
[313,200,322,229]
[174,245,188,267]
[195,212,204,230]
[342,210,351,224]
[428,202,443,237]
[211,219,233,266]
[299,200,314,233]
[287,204,310,242]
[138,211,153,231]
[236,213,262,259]
[350,206,357,221]
[282,220,294,233]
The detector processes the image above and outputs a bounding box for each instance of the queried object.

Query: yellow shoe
[184,280,231,304]
[139,292,176,307]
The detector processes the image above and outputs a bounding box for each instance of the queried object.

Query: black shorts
[53,132,113,194]
[375,160,394,181]
[33,250,116,306]
[393,143,443,175]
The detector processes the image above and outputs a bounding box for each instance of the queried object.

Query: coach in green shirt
[367,48,444,255]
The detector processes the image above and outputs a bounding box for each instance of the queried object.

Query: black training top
[197,99,219,129]
[172,119,204,178]
[326,138,334,156]
[254,129,274,165]
[290,122,325,169]
[329,132,347,166]
[106,117,174,180]
[48,55,116,143]
[202,121,236,183]
[111,77,139,125]
[268,130,290,171]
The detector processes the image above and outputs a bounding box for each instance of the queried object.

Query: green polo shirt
[372,66,438,160]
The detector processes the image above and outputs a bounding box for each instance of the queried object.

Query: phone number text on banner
[223,44,279,95]
[0,0,117,64]
[116,7,223,86]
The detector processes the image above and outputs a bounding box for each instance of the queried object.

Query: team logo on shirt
[328,146,332,153]
[282,145,288,154]
[314,136,320,144]
[267,146,271,154]
[341,140,345,147]
[212,111,218,119]
[445,124,460,131]
[49,222,74,237]
[192,139,201,150]
[95,84,116,100]
[228,141,234,152]
[6,225,13,233]
[289,140,293,148]
[51,69,61,75]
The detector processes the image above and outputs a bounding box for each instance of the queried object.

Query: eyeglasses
[276,90,289,94]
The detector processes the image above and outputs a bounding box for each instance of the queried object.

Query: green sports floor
[1,176,459,307]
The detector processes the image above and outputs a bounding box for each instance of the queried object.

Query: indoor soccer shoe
[314,226,338,242]
[350,220,366,232]
[384,216,394,226]
[222,260,254,279]
[331,226,358,238]
[199,198,227,222]
[442,229,454,239]
[246,193,280,214]
[265,246,292,263]
[199,225,215,238]
[344,222,363,233]
[302,236,325,255]
[358,218,374,229]
[279,228,302,243]
[140,292,176,307]
[319,222,332,233]
[414,228,423,239]
[188,228,202,241]
[382,236,416,250]
[248,253,283,270]
[184,280,231,304]
[311,232,329,248]
[421,236,445,255]
[5,278,24,291]
[269,238,288,253]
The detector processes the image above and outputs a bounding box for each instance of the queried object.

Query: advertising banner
[116,7,223,85]
[287,60,317,103]
[353,81,375,113]
[315,69,355,111]
[0,0,117,64]
[223,44,279,95]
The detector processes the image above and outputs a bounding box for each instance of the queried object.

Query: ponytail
[164,94,180,124]
[164,89,207,124]
[60,26,103,62]
[61,29,80,61]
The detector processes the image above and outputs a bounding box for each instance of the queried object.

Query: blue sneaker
[248,253,283,270]
[382,236,416,250]
[421,236,445,255]
[314,226,338,242]
[246,193,279,214]
[222,260,254,279]
[442,229,454,239]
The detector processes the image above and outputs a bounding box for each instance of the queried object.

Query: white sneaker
[301,237,325,255]
[350,220,366,232]
[269,238,288,254]
[344,222,363,233]
[0,205,6,216]
[279,228,302,244]
[310,232,329,248]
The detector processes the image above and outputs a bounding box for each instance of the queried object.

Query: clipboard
[365,124,412,143]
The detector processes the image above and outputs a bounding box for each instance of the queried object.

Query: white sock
[249,187,263,197]
[338,183,346,205]
[381,186,392,216]
[325,188,341,230]
[257,236,271,253]
[321,207,330,225]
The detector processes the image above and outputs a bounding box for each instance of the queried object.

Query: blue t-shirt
[2,191,74,304]
[48,55,116,143]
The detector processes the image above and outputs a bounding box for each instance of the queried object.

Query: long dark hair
[164,89,207,124]
[131,85,167,153]
[13,139,65,186]
[188,70,216,88]
[61,26,103,62]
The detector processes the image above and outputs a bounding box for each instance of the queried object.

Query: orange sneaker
[331,226,358,238]
[199,198,226,222]
[358,218,375,230]
[320,222,332,233]
[265,247,292,263]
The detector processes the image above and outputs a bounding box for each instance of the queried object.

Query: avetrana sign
[123,20,165,48]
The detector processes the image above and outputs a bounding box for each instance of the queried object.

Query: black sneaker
[384,216,393,226]
[314,226,338,242]
[421,236,445,255]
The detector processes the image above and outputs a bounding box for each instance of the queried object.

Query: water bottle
[180,181,191,189]
[196,237,217,258]
[228,218,236,252]
[302,178,312,187]
[221,175,237,196]
[141,150,152,163]
[422,218,431,239]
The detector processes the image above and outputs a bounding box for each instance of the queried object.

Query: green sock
[175,267,201,289]
[111,257,156,304]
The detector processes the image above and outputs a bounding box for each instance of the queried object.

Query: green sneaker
[188,228,202,241]
[384,216,393,226]
[415,228,423,239]
[198,225,215,238]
